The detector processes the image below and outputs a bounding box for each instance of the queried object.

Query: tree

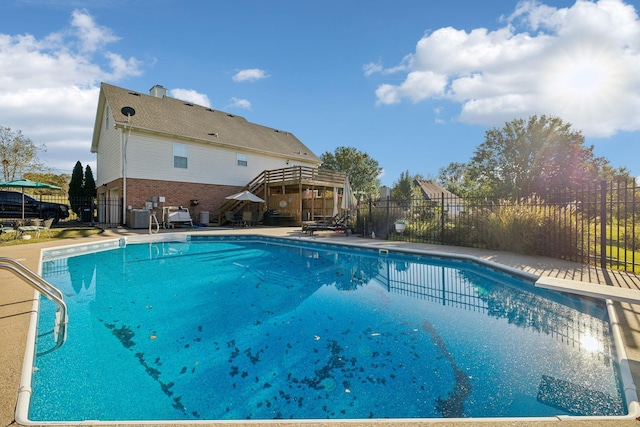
[23,172,69,195]
[69,161,84,215]
[83,165,96,198]
[0,125,45,181]
[438,162,469,196]
[320,146,382,199]
[391,170,422,208]
[446,115,629,199]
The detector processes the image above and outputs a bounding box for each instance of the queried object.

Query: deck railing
[263,166,346,185]
[217,166,346,223]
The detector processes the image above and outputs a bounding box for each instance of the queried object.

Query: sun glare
[542,43,624,118]
[561,59,607,98]
[580,333,602,353]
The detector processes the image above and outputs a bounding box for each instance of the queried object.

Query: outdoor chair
[225,211,241,227]
[38,218,55,238]
[242,211,254,227]
[302,213,352,235]
[0,223,17,241]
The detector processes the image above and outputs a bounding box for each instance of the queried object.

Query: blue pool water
[29,236,626,421]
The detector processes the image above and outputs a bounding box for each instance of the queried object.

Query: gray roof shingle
[414,179,462,201]
[92,83,321,164]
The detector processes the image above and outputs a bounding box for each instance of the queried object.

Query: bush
[442,213,478,247]
[471,199,586,258]
[475,202,543,254]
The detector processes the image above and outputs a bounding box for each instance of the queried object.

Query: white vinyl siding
[173,143,188,169]
[125,134,318,185]
[95,117,122,184]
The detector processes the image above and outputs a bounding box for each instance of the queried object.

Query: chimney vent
[149,84,167,98]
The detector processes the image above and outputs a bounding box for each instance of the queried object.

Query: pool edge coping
[14,232,640,425]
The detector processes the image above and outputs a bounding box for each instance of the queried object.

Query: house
[90,83,342,226]
[413,179,465,216]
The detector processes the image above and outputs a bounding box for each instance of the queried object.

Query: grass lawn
[606,244,640,274]
[0,227,104,246]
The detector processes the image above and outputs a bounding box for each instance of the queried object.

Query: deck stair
[217,166,346,225]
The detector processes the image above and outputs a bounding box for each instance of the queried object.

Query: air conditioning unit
[129,209,150,228]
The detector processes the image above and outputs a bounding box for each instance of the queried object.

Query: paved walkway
[2,227,640,427]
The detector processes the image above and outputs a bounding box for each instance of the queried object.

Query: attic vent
[227,114,234,117]
[184,102,194,106]
[128,92,141,96]
[208,132,218,137]
[275,129,289,135]
[206,108,215,112]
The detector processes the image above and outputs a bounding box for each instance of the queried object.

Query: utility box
[129,209,150,229]
[199,211,209,225]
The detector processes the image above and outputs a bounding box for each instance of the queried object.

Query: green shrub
[441,213,479,247]
[472,199,585,257]
[475,202,542,254]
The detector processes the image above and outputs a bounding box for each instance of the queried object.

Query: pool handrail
[0,256,67,351]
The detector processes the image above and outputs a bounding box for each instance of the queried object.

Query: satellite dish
[121,106,136,117]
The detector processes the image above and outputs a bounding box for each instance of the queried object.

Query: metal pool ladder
[0,257,68,351]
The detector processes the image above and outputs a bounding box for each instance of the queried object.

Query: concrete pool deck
[2,226,640,427]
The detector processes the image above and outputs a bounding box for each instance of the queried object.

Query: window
[173,143,188,168]
[237,153,248,167]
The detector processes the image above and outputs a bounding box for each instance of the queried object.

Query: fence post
[441,192,445,245]
[386,194,390,239]
[600,180,607,269]
[368,197,373,238]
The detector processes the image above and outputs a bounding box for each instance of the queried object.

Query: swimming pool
[16,234,639,423]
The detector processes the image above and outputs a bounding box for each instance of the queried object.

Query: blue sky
[0,0,639,186]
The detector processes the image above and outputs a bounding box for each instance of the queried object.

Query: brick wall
[99,178,243,224]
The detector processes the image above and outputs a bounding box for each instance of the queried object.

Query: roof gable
[92,83,321,164]
[414,179,462,201]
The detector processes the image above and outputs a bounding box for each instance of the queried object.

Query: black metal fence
[0,194,122,228]
[65,196,122,228]
[357,179,640,273]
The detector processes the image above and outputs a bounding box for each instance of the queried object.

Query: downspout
[120,107,135,225]
[121,127,127,225]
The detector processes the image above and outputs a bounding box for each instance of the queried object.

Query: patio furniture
[162,206,193,228]
[0,224,17,241]
[225,211,242,227]
[17,224,40,238]
[38,218,55,237]
[302,213,352,236]
[242,211,255,227]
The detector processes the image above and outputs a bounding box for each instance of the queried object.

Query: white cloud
[228,97,252,110]
[170,89,211,108]
[232,68,269,82]
[363,62,383,77]
[0,9,145,174]
[70,9,119,53]
[363,56,411,77]
[371,0,640,138]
